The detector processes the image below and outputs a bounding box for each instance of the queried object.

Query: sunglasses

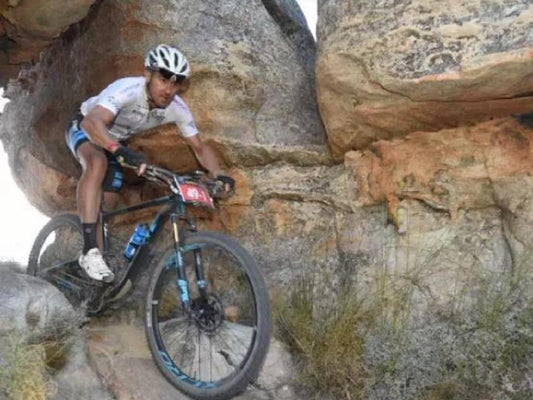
[157,68,187,83]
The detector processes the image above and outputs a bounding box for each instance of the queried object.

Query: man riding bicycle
[66,44,234,282]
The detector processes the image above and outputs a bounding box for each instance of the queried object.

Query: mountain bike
[27,165,271,400]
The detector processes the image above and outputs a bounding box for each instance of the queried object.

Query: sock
[82,223,98,254]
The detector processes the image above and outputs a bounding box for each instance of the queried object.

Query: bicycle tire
[27,213,95,309]
[145,231,271,400]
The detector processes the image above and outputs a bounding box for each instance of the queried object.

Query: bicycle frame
[98,192,202,312]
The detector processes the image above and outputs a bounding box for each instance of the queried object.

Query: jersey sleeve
[93,80,137,115]
[171,97,199,138]
[178,118,199,138]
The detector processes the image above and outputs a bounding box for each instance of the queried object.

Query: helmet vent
[159,49,170,68]
[145,44,189,79]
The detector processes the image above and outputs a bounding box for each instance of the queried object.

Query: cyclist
[65,44,234,282]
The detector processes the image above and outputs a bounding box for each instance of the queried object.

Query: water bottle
[124,223,150,260]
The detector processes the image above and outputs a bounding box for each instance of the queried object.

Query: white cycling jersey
[80,76,198,141]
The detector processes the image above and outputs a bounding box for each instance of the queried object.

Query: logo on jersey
[132,105,146,117]
[150,109,166,123]
[107,96,120,110]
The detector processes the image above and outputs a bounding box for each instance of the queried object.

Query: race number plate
[178,183,214,208]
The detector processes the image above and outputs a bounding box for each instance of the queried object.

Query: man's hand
[111,145,146,174]
[214,175,235,199]
[112,145,145,166]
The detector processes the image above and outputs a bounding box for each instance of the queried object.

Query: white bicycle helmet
[145,44,190,80]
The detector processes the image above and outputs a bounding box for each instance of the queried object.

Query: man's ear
[144,69,152,81]
[177,79,190,94]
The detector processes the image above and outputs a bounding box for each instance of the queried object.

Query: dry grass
[0,338,48,400]
[0,261,85,400]
[273,246,533,400]
[0,331,76,400]
[273,274,370,399]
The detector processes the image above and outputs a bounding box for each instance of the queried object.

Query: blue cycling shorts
[65,116,124,193]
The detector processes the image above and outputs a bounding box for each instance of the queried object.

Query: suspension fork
[170,213,209,311]
[184,214,209,300]
[170,213,190,311]
[194,247,208,300]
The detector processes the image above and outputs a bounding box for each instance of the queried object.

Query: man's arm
[81,105,145,171]
[184,134,224,178]
[80,106,118,150]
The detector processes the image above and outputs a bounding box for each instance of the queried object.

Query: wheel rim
[150,241,259,387]
[32,219,97,308]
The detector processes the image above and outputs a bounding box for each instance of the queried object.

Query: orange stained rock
[345,117,533,224]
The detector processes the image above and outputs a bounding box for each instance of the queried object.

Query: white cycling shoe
[78,248,115,283]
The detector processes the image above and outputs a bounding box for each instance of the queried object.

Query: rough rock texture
[0,0,328,214]
[2,0,533,397]
[87,318,298,400]
[1,0,531,312]
[0,268,113,399]
[0,0,97,86]
[335,202,512,311]
[48,331,113,400]
[339,117,533,300]
[316,0,533,157]
[345,117,533,222]
[0,269,78,341]
[262,0,316,79]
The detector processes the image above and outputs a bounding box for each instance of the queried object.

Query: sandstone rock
[87,322,187,400]
[0,0,327,215]
[262,0,316,79]
[8,147,77,215]
[48,331,113,400]
[316,0,533,157]
[251,163,358,212]
[255,337,295,391]
[492,176,533,271]
[344,117,533,224]
[0,266,110,399]
[0,0,97,86]
[87,319,295,400]
[0,269,79,342]
[335,201,511,312]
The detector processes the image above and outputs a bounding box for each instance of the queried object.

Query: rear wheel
[145,231,271,400]
[27,214,101,311]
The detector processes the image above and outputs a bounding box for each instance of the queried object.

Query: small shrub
[273,272,370,399]
[0,327,77,400]
[273,247,533,400]
[0,337,48,400]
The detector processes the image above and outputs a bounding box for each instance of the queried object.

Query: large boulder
[0,0,97,86]
[345,117,533,224]
[0,0,327,215]
[0,267,113,400]
[86,319,298,400]
[0,268,79,341]
[316,0,533,158]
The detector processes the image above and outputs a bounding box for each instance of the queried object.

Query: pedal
[108,278,133,302]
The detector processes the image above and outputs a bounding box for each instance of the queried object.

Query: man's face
[145,70,186,108]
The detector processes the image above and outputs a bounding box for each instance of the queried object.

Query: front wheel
[145,231,271,400]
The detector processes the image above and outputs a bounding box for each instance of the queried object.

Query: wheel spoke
[28,215,94,310]
[146,232,270,397]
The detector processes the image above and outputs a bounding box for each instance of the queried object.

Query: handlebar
[141,164,226,199]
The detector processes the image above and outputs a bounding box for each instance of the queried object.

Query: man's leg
[76,141,115,282]
[96,191,120,250]
[77,142,107,224]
